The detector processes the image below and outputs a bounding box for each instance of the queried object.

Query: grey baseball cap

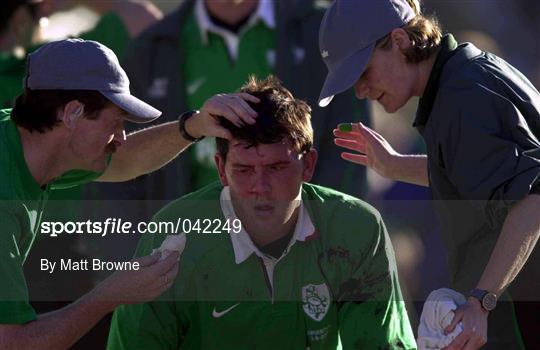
[25,39,161,123]
[318,0,416,107]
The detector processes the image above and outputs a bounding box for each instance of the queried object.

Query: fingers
[463,339,479,350]
[136,252,160,267]
[341,152,368,166]
[446,332,469,350]
[209,100,245,127]
[210,94,257,125]
[463,326,486,350]
[235,92,260,103]
[224,95,257,123]
[334,138,366,154]
[334,123,384,148]
[445,311,463,335]
[149,250,179,275]
[358,122,388,144]
[337,122,362,134]
[160,262,179,288]
[333,129,364,140]
[210,125,233,140]
[232,93,259,115]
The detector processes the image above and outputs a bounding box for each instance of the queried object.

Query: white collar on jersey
[194,0,276,59]
[219,186,316,264]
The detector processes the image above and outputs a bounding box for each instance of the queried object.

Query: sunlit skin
[353,29,437,113]
[204,0,258,27]
[215,140,317,246]
[68,105,127,172]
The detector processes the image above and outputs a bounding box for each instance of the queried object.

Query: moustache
[105,142,118,154]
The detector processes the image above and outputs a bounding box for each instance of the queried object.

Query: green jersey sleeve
[0,212,37,324]
[336,214,416,349]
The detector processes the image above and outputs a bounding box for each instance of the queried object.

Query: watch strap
[178,110,203,142]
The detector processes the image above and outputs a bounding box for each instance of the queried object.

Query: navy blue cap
[318,0,416,107]
[26,39,161,123]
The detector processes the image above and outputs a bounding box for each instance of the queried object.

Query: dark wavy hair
[11,89,112,133]
[216,75,313,161]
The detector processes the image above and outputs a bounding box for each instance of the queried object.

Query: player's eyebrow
[231,161,291,168]
[231,163,253,168]
[266,161,290,167]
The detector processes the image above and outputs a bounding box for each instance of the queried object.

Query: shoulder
[152,182,223,223]
[432,47,534,137]
[439,43,536,104]
[303,183,381,221]
[128,3,192,47]
[303,183,384,246]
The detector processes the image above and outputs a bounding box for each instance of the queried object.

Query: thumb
[444,310,463,335]
[135,252,160,267]
[357,122,380,143]
[210,125,233,140]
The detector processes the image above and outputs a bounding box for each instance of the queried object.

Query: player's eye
[269,164,286,171]
[235,167,253,174]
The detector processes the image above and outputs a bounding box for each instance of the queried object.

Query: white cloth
[417,288,467,350]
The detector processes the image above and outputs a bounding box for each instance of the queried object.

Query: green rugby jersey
[108,182,416,349]
[0,109,104,324]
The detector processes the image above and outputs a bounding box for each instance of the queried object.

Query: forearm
[390,154,429,187]
[98,93,259,182]
[99,120,193,182]
[477,194,540,295]
[0,290,116,350]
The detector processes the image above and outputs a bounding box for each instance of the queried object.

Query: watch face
[482,293,497,311]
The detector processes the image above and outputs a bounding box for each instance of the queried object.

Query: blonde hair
[376,0,442,63]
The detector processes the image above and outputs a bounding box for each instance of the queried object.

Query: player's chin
[381,99,406,114]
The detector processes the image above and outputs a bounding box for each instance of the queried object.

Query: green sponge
[338,123,353,132]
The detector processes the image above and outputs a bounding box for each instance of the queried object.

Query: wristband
[178,110,204,142]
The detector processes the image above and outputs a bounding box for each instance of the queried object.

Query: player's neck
[248,206,299,248]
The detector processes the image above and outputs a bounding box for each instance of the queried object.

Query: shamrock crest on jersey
[302,283,330,321]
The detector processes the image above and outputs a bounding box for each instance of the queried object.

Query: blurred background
[2,0,538,348]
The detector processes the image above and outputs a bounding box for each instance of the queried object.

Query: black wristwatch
[178,110,204,142]
[468,288,497,311]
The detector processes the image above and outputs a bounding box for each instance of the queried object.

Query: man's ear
[61,100,84,129]
[390,28,412,51]
[302,149,318,182]
[214,153,229,186]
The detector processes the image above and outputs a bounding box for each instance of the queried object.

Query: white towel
[417,288,466,350]
[152,233,187,261]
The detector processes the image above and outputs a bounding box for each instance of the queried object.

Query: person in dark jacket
[320,0,540,349]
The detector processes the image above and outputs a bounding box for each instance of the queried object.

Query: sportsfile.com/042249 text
[40,218,242,237]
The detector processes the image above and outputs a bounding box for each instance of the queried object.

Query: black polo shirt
[414,34,540,290]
